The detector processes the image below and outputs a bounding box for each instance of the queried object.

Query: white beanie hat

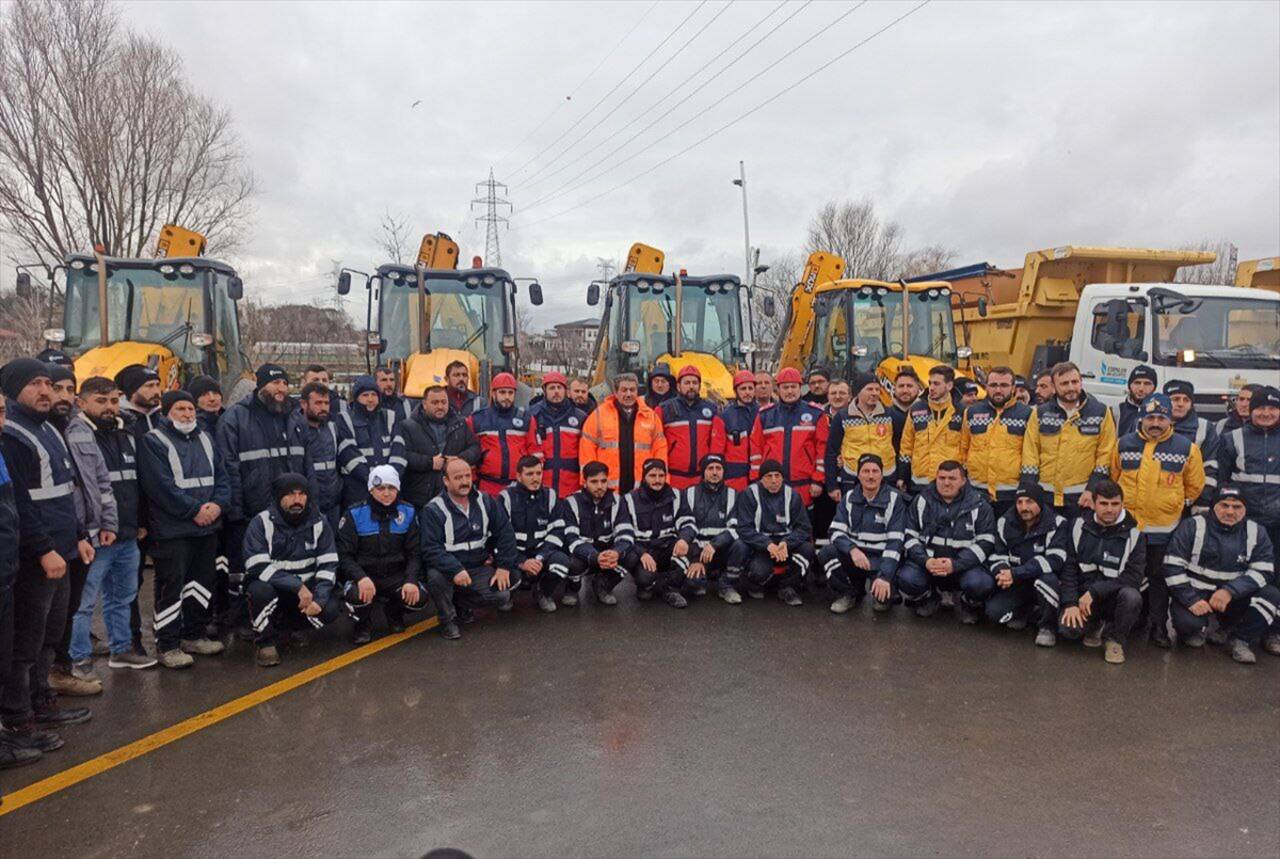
[367,464,401,492]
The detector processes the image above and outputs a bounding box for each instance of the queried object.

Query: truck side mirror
[762,295,775,317]
[226,275,244,301]
[586,283,600,306]
[337,272,351,296]
[977,297,988,318]
[529,281,543,306]
[15,272,32,299]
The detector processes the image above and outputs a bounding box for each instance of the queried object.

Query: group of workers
[1,347,1277,801]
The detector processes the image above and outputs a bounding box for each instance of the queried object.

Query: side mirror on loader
[337,272,351,296]
[586,282,600,306]
[227,276,244,301]
[15,272,32,299]
[761,295,775,317]
[529,282,544,306]
[977,297,988,318]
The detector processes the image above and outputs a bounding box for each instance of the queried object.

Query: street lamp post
[732,160,750,283]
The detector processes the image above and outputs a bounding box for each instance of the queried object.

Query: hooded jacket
[217,392,310,521]
[1212,424,1280,527]
[470,402,538,496]
[828,483,906,582]
[644,369,675,410]
[1111,426,1204,543]
[64,411,119,543]
[529,398,587,498]
[499,483,564,564]
[676,480,738,551]
[243,502,339,604]
[903,483,996,574]
[139,417,232,540]
[348,397,407,474]
[336,498,422,587]
[399,405,482,506]
[657,395,726,489]
[735,482,811,552]
[1172,409,1220,462]
[1060,510,1146,608]
[558,489,625,565]
[616,482,680,553]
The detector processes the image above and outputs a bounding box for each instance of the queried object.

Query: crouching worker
[1164,485,1278,664]
[243,474,342,667]
[499,456,573,614]
[984,484,1069,640]
[337,466,424,645]
[819,454,905,614]
[675,454,748,604]
[736,460,814,606]
[1057,479,1145,665]
[138,390,231,669]
[422,457,521,640]
[559,461,627,606]
[617,459,688,608]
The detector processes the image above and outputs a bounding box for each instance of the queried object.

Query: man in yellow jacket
[1111,392,1205,648]
[960,366,1032,519]
[1022,362,1117,514]
[825,373,898,496]
[900,366,963,492]
[579,373,667,495]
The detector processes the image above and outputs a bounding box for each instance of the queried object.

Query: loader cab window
[378,272,507,363]
[1153,296,1280,369]
[62,261,210,363]
[1089,299,1146,359]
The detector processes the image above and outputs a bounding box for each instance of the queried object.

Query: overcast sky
[115,0,1278,329]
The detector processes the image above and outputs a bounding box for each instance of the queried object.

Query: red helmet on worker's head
[677,365,701,382]
[541,371,567,388]
[491,372,517,392]
[732,370,755,389]
[775,367,803,385]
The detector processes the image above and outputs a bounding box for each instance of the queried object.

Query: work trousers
[219,518,251,629]
[129,535,149,651]
[1058,586,1142,645]
[53,558,88,671]
[70,539,141,662]
[525,550,576,598]
[1170,585,1280,645]
[744,543,814,592]
[620,545,685,596]
[811,494,836,548]
[1032,572,1063,630]
[424,565,523,624]
[344,576,426,629]
[1142,542,1170,635]
[897,561,995,608]
[246,577,342,646]
[673,541,748,594]
[569,553,624,595]
[1,558,70,726]
[819,544,878,599]
[150,534,218,653]
[985,579,1041,627]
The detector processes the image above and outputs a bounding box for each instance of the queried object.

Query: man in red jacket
[722,370,759,491]
[658,366,726,491]
[469,373,537,496]
[529,372,586,498]
[749,367,828,506]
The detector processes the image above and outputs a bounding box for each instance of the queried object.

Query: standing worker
[1021,362,1117,515]
[469,373,537,497]
[825,372,898,497]
[529,372,587,499]
[657,366,725,491]
[1113,365,1157,437]
[721,371,759,492]
[899,366,963,493]
[960,366,1032,520]
[398,385,481,507]
[749,367,828,508]
[579,374,667,495]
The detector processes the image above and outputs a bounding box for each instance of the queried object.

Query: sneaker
[496,592,514,612]
[90,635,110,657]
[234,626,255,643]
[1083,623,1104,648]
[595,588,618,607]
[71,660,101,684]
[180,638,225,656]
[1206,623,1230,647]
[352,625,373,645]
[1182,630,1206,649]
[636,587,654,602]
[288,630,309,649]
[255,645,281,667]
[830,595,856,615]
[1149,627,1173,649]
[108,651,157,670]
[160,648,195,669]
[1103,640,1126,664]
[561,592,580,607]
[46,670,102,697]
[1229,638,1257,665]
[663,591,689,609]
[1007,617,1028,631]
[536,594,558,613]
[914,597,940,618]
[0,743,41,770]
[34,702,91,726]
[778,587,802,607]
[1263,633,1280,657]
[719,587,743,605]
[1035,627,1057,648]
[939,591,955,610]
[872,598,891,614]
[439,621,461,640]
[957,603,980,625]
[0,724,63,753]
[746,588,765,600]
[386,616,406,634]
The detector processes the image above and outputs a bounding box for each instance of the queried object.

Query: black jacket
[676,481,738,551]
[903,483,996,574]
[138,419,232,540]
[558,489,624,564]
[399,405,482,506]
[0,445,19,583]
[989,508,1069,582]
[94,418,142,541]
[1164,513,1274,607]
[498,484,564,563]
[1060,510,1146,608]
[336,500,422,586]
[735,483,811,552]
[617,485,680,553]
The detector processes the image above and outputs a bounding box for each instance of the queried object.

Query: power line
[505,0,710,182]
[519,0,821,215]
[513,0,933,233]
[518,0,790,195]
[497,1,661,174]
[514,0,737,191]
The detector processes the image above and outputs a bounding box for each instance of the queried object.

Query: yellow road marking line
[0,616,438,816]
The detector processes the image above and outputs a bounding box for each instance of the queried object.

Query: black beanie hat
[1128,365,1157,385]
[255,364,288,390]
[46,363,76,385]
[187,375,222,401]
[1250,386,1280,412]
[700,453,726,474]
[115,364,159,398]
[161,390,195,416]
[857,453,884,472]
[1015,482,1049,512]
[1163,379,1194,398]
[0,358,51,400]
[642,458,667,476]
[1213,484,1247,508]
[36,348,74,367]
[758,459,784,479]
[851,372,879,396]
[272,472,310,501]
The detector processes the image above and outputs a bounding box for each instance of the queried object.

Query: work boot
[536,594,558,614]
[288,630,309,649]
[719,587,743,605]
[108,651,157,670]
[829,595,856,615]
[0,743,41,770]
[160,649,195,669]
[351,624,373,646]
[957,602,980,625]
[746,588,765,600]
[778,587,802,607]
[872,598,891,614]
[457,606,476,624]
[47,668,101,697]
[561,591,580,607]
[1149,627,1173,649]
[663,591,689,609]
[255,645,281,667]
[1103,640,1126,664]
[1263,632,1280,657]
[71,660,102,684]
[914,597,940,618]
[35,699,91,726]
[636,587,654,602]
[0,723,64,753]
[1035,627,1057,648]
[439,621,461,640]
[1083,622,1104,648]
[1229,638,1257,665]
[180,638,225,656]
[939,591,955,610]
[1006,616,1028,631]
[496,592,514,612]
[1182,630,1207,649]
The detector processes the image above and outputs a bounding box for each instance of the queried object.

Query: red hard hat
[775,367,803,385]
[732,370,755,389]
[677,364,701,382]
[541,371,567,388]
[491,372,517,391]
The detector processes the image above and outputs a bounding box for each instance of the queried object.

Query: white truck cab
[1069,283,1280,416]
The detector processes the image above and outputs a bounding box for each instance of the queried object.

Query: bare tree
[0,0,254,269]
[376,210,411,264]
[805,200,905,281]
[1175,239,1238,285]
[751,251,803,355]
[898,243,958,279]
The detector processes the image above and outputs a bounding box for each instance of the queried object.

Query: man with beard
[1014,376,1032,405]
[736,459,814,606]
[900,366,964,494]
[300,364,349,424]
[375,365,413,424]
[445,360,484,418]
[114,364,163,440]
[658,366,725,491]
[243,473,341,667]
[749,368,828,511]
[289,382,366,530]
[1164,380,1221,465]
[187,375,225,435]
[820,454,906,614]
[644,364,675,410]
[559,461,628,606]
[1032,369,1055,406]
[400,385,481,506]
[1218,384,1260,434]
[529,372,587,499]
[675,454,747,604]
[956,379,980,410]
[1022,362,1116,516]
[1113,365,1157,437]
[984,484,1069,640]
[470,373,537,496]
[616,459,687,608]
[722,371,759,492]
[337,466,424,644]
[139,391,230,669]
[568,377,597,415]
[347,374,407,474]
[500,456,572,613]
[803,366,831,406]
[67,378,154,675]
[887,367,922,451]
[960,366,1032,520]
[580,374,667,495]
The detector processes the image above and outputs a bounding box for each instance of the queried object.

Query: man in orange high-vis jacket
[579,373,667,494]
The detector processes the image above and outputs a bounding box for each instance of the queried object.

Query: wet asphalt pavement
[2,584,1278,858]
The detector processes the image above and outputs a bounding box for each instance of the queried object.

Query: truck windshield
[811,289,890,374]
[62,263,209,363]
[619,279,743,368]
[1153,296,1280,369]
[885,289,958,363]
[379,274,507,362]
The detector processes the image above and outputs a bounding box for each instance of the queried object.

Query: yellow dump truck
[338,232,543,402]
[586,242,757,400]
[1236,257,1279,293]
[26,224,252,395]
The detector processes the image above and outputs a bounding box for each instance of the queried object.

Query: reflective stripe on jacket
[900,399,963,487]
[1022,395,1116,507]
[961,400,1031,501]
[470,405,538,496]
[1111,427,1204,543]
[825,403,897,490]
[579,396,667,491]
[657,397,726,489]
